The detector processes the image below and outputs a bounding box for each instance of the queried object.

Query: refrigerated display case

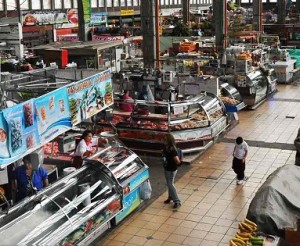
[0,162,122,245]
[233,70,269,108]
[220,83,246,112]
[0,143,150,244]
[99,92,228,154]
[88,145,149,224]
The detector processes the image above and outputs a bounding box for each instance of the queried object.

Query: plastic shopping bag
[140,180,152,200]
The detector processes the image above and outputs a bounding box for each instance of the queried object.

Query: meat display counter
[0,162,122,246]
[87,145,149,224]
[99,92,228,154]
[233,69,275,109]
[220,83,246,112]
[0,144,150,244]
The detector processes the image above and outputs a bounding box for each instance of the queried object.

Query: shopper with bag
[162,134,181,208]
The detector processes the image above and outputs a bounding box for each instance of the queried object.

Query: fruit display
[220,96,237,106]
[229,218,267,246]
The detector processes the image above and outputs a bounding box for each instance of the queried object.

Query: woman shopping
[73,130,108,168]
[162,134,182,209]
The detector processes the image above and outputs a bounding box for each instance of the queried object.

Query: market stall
[99,92,228,154]
[0,68,150,244]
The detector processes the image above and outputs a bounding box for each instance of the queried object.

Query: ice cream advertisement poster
[67,70,113,125]
[2,99,40,157]
[0,113,10,159]
[35,87,72,143]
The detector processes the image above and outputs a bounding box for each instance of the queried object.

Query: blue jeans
[164,170,180,203]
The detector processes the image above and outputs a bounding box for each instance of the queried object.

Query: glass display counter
[99,92,228,154]
[0,143,150,244]
[220,83,246,112]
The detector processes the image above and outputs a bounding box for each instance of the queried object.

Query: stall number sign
[173,106,184,115]
[237,75,246,87]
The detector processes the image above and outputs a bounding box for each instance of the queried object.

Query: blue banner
[0,112,9,158]
[35,87,72,143]
[129,169,149,191]
[67,70,113,125]
[2,99,40,157]
[115,187,141,224]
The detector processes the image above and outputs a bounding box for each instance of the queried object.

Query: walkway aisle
[99,84,300,246]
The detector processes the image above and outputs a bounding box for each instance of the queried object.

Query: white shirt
[233,141,248,160]
[74,138,98,158]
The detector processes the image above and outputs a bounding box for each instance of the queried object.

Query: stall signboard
[90,12,107,25]
[57,34,79,42]
[67,70,113,125]
[34,87,72,143]
[82,0,91,23]
[120,9,134,16]
[22,11,68,26]
[2,100,40,158]
[0,113,10,159]
[115,187,141,223]
[92,35,124,42]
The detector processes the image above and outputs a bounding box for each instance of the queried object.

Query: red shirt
[120,94,134,112]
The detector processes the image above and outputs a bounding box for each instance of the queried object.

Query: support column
[141,0,156,68]
[253,0,262,32]
[236,0,241,6]
[182,0,190,25]
[78,0,86,42]
[213,0,226,52]
[296,0,300,16]
[277,0,286,24]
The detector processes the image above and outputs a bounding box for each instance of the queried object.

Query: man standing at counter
[12,155,49,202]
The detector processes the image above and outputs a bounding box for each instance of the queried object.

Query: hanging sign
[2,100,40,157]
[120,9,134,16]
[35,87,72,143]
[90,12,107,25]
[67,69,113,125]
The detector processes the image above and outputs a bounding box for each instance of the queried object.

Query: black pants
[232,157,245,180]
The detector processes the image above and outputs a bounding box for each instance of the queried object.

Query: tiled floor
[98,84,299,246]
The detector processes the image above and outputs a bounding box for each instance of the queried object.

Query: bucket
[63,167,76,176]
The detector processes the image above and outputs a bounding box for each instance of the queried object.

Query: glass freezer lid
[0,164,121,245]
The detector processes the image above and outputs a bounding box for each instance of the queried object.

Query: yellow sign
[120,9,134,16]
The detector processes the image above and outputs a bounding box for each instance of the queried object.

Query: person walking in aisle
[232,136,249,185]
[162,134,182,208]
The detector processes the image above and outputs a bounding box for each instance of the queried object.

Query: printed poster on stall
[67,70,113,125]
[2,100,40,157]
[0,113,10,158]
[35,87,72,143]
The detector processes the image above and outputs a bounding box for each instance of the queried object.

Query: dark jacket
[163,146,179,172]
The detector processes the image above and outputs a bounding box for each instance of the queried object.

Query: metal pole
[155,0,160,69]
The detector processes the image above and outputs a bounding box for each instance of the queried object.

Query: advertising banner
[115,187,141,223]
[0,113,10,159]
[90,13,107,25]
[92,35,124,42]
[2,100,40,157]
[35,87,72,143]
[82,0,91,23]
[67,70,113,125]
[22,11,68,26]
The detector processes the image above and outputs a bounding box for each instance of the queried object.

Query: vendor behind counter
[12,155,48,202]
[73,130,108,168]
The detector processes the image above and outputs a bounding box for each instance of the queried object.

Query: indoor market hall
[99,83,300,246]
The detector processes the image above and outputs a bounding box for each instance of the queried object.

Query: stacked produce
[230,218,264,246]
